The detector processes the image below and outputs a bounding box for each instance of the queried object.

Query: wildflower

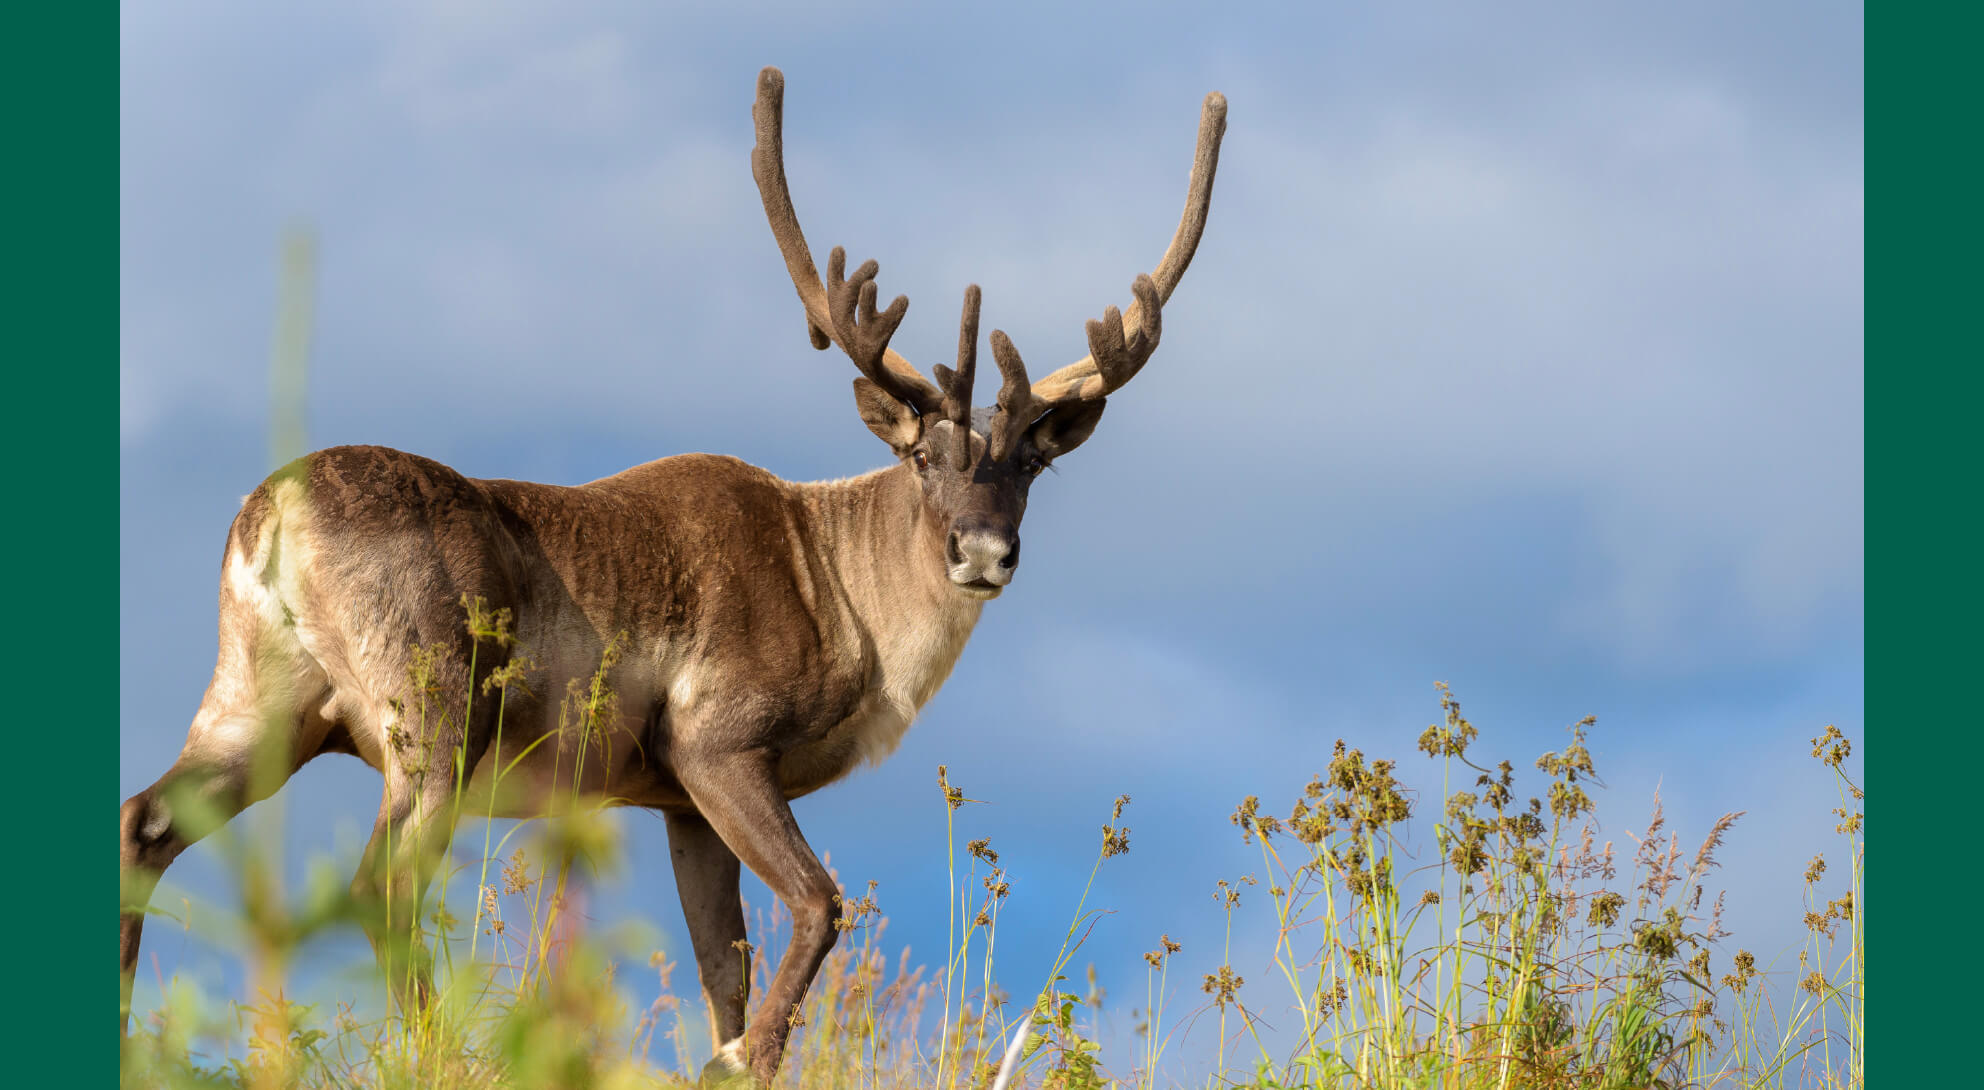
[1633,907,1687,960]
[481,654,537,697]
[462,593,517,647]
[1810,724,1851,768]
[1447,825,1489,876]
[1231,796,1270,843]
[1287,798,1333,844]
[1102,797,1132,857]
[1316,979,1349,1017]
[1202,965,1244,1008]
[502,848,530,894]
[1586,890,1625,928]
[1834,806,1864,835]
[845,879,880,918]
[481,886,504,936]
[936,766,965,811]
[1547,780,1594,820]
[1417,682,1480,758]
[1721,949,1756,992]
[1214,875,1255,909]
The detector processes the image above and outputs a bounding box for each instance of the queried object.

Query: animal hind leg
[120,697,329,1035]
[666,809,751,1060]
[351,768,464,1015]
[347,650,500,1018]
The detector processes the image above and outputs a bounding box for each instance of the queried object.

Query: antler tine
[1084,273,1163,392]
[987,330,1037,462]
[1151,91,1228,303]
[751,66,944,413]
[824,246,914,385]
[931,285,982,470]
[1028,91,1227,407]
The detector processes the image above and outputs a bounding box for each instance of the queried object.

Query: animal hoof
[698,1038,761,1089]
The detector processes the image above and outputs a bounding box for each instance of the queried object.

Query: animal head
[750,68,1225,599]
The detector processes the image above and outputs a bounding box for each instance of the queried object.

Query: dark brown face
[853,381,1106,599]
[909,419,1032,598]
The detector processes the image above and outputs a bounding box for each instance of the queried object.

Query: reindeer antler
[930,285,981,469]
[752,67,945,415]
[990,90,1228,454]
[987,329,1034,462]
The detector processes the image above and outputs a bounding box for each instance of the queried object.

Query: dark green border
[1873,3,1959,1083]
[11,5,114,1080]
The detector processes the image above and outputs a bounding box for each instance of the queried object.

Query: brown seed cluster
[1201,964,1244,1008]
[1101,795,1132,858]
[936,765,965,812]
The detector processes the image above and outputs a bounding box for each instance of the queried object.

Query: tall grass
[120,611,1862,1089]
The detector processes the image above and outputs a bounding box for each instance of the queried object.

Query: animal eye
[912,449,930,470]
[1026,456,1047,477]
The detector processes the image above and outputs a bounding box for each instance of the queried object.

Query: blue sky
[121,1,1862,1076]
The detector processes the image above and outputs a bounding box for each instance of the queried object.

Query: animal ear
[852,377,923,456]
[1027,399,1107,460]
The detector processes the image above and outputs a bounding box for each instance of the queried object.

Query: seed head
[502,848,530,894]
[1586,890,1625,929]
[1720,949,1756,992]
[1810,724,1852,768]
[1201,965,1244,1009]
[936,765,965,811]
[1101,797,1132,857]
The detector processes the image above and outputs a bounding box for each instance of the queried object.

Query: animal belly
[457,718,660,818]
[777,696,914,798]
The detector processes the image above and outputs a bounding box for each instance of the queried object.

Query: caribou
[120,67,1225,1085]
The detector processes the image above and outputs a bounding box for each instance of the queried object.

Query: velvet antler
[752,67,945,414]
[753,66,1227,452]
[991,90,1228,448]
[930,285,982,469]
